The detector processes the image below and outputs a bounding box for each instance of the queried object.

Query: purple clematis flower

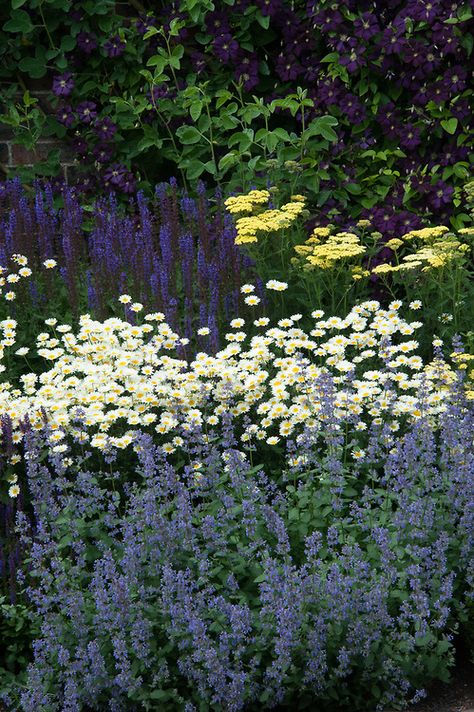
[431,22,458,55]
[429,181,454,210]
[191,51,207,74]
[442,66,467,93]
[56,104,75,127]
[310,7,344,33]
[135,14,157,36]
[353,12,380,41]
[72,136,88,160]
[399,124,422,151]
[104,163,136,193]
[77,32,97,54]
[77,101,97,124]
[339,39,366,73]
[275,53,304,81]
[104,35,126,58]
[52,73,75,97]
[205,11,230,36]
[381,21,408,55]
[425,82,451,104]
[94,117,117,140]
[256,0,283,17]
[213,33,240,63]
[93,143,114,164]
[234,54,259,90]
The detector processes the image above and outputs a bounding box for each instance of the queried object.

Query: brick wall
[0,80,77,182]
[0,1,141,182]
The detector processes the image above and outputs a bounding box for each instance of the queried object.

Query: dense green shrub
[1,0,473,231]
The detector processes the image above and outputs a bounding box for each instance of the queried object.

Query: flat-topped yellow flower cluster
[289,221,472,276]
[450,351,474,400]
[375,225,471,274]
[0,296,465,489]
[224,190,306,244]
[293,228,366,270]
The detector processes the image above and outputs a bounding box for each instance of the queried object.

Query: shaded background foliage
[0,0,473,233]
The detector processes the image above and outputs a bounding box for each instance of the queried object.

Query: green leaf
[137,135,163,152]
[272,127,291,142]
[171,44,184,60]
[149,689,173,701]
[453,162,470,179]
[461,33,474,56]
[345,183,361,194]
[12,0,28,7]
[228,131,253,151]
[60,35,76,52]
[316,190,331,206]
[147,55,167,74]
[18,56,47,78]
[360,195,378,209]
[143,26,159,39]
[256,13,270,29]
[3,9,34,33]
[186,160,206,179]
[218,152,240,174]
[440,118,458,134]
[190,100,203,122]
[437,639,452,654]
[321,52,339,63]
[176,125,202,144]
[110,97,131,113]
[305,116,338,142]
[265,131,281,153]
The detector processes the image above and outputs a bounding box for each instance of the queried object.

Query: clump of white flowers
[0,288,463,496]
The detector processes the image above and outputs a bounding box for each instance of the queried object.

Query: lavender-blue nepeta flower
[3,379,472,711]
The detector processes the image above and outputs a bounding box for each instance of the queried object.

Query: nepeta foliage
[0,0,473,230]
[6,388,473,711]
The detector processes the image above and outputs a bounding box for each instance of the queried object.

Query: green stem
[149,92,188,191]
[300,105,305,163]
[202,90,219,186]
[38,0,56,51]
[163,35,181,96]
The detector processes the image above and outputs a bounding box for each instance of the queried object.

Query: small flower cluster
[225,190,306,244]
[374,225,472,273]
[450,351,474,400]
[0,255,35,303]
[293,228,366,270]
[224,189,271,214]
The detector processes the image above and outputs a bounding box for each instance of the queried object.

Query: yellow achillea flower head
[403,226,450,242]
[386,239,404,250]
[293,230,366,270]
[228,191,306,245]
[224,190,270,215]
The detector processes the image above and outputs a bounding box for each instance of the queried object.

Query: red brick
[23,77,52,92]
[115,0,142,16]
[11,140,72,165]
[0,142,10,164]
[0,120,14,139]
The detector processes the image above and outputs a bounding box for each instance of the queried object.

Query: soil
[395,660,474,712]
[384,641,474,712]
